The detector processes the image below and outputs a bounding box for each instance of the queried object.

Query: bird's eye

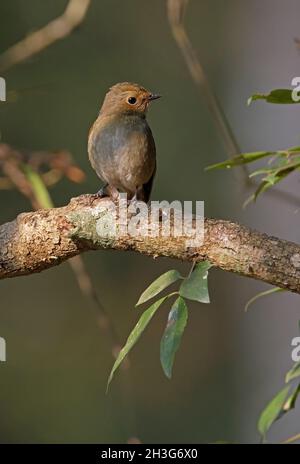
[127,96,137,105]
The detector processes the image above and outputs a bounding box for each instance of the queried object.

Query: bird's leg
[96,183,109,198]
[128,188,146,210]
[134,186,149,204]
[130,191,137,203]
[96,184,119,202]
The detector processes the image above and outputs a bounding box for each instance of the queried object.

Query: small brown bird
[88,82,160,203]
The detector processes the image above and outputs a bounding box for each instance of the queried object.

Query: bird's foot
[127,190,149,206]
[127,194,145,211]
[96,185,109,198]
[127,193,137,206]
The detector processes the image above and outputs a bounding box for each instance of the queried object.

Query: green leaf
[249,167,278,178]
[136,270,182,306]
[206,147,300,172]
[245,287,285,312]
[258,386,290,440]
[282,383,300,414]
[248,89,300,105]
[206,151,273,171]
[243,160,297,205]
[270,157,300,177]
[244,179,277,206]
[258,382,300,440]
[160,297,188,379]
[107,296,168,391]
[179,261,212,303]
[286,362,300,383]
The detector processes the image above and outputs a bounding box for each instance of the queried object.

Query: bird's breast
[88,114,156,193]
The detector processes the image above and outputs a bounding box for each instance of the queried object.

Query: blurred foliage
[258,368,300,442]
[207,145,300,206]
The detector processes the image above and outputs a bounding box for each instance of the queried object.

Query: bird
[88,82,161,203]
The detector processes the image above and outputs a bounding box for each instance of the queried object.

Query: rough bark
[0,194,300,293]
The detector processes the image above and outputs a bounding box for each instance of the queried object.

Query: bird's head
[100,82,161,117]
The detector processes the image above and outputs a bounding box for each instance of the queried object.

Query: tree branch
[1,194,300,294]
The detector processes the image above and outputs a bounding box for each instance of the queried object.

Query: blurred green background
[0,0,300,444]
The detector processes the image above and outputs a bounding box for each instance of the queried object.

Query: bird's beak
[148,93,161,101]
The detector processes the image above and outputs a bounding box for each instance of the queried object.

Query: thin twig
[0,0,91,73]
[167,0,249,185]
[67,255,121,354]
[282,432,300,444]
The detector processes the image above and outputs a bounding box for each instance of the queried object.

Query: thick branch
[1,194,300,293]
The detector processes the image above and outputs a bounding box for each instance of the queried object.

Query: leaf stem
[281,432,300,444]
[186,261,196,279]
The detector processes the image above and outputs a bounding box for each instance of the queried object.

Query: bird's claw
[96,186,109,198]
